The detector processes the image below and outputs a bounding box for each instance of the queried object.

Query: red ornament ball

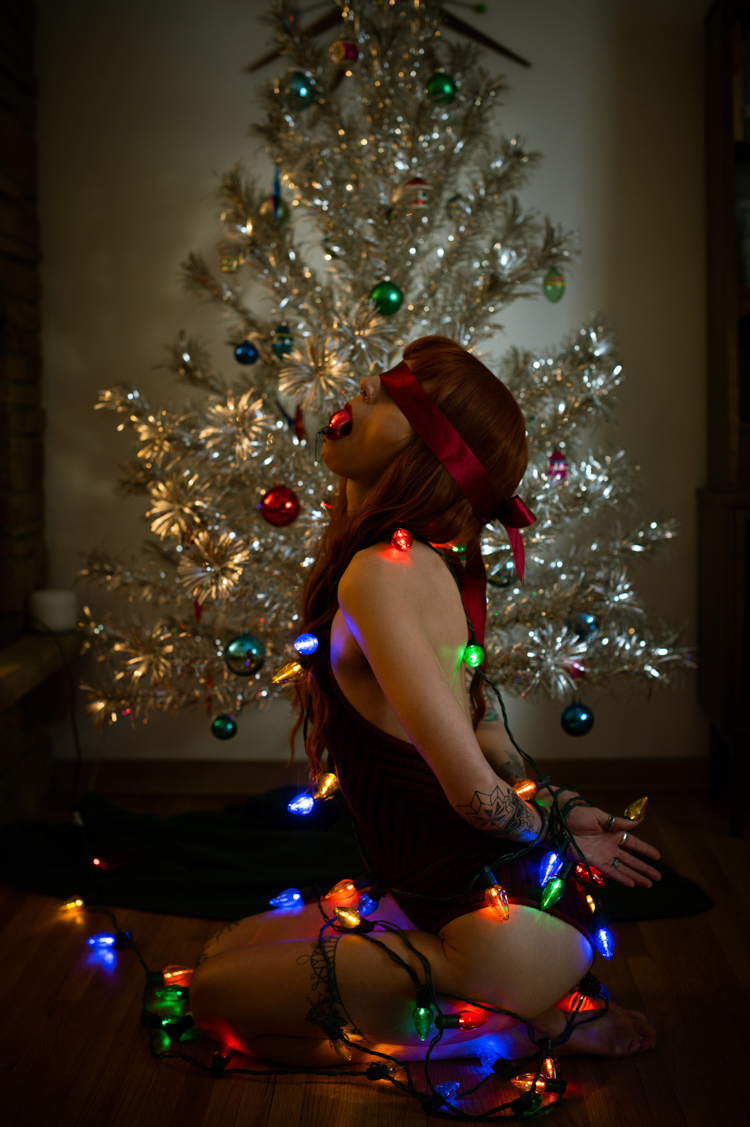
[391,528,413,552]
[258,484,300,527]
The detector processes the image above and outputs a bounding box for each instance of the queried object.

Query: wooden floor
[0,785,747,1126]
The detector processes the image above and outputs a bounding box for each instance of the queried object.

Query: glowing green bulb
[464,644,484,668]
[540,876,566,910]
[412,1005,432,1041]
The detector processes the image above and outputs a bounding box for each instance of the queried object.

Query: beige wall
[37,0,710,762]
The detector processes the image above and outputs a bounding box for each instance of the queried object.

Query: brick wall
[0,0,44,648]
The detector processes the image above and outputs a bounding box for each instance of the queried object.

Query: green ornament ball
[225,633,265,677]
[543,267,565,303]
[286,71,319,110]
[271,323,294,358]
[426,72,456,105]
[211,713,237,740]
[258,197,288,225]
[369,280,403,316]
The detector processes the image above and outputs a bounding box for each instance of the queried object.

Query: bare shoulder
[338,540,453,611]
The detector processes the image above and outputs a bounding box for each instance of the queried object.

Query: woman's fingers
[616,851,661,883]
[601,859,652,888]
[620,832,660,862]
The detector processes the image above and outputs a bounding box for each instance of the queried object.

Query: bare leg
[190,896,656,1064]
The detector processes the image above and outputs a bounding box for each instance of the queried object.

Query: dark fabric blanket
[0,788,713,922]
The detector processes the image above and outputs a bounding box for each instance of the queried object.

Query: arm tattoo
[456,785,539,842]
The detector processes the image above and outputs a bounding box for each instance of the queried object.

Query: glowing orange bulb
[485,885,510,920]
[60,898,84,911]
[325,878,357,899]
[391,528,413,552]
[542,1057,557,1079]
[555,990,601,1013]
[511,1074,549,1093]
[330,1038,352,1061]
[585,894,596,913]
[333,906,362,929]
[513,779,537,800]
[314,772,339,800]
[162,965,193,986]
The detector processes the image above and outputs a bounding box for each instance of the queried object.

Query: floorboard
[0,787,746,1125]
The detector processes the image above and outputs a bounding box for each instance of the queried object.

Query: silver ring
[612,858,620,869]
[619,832,629,847]
[604,813,616,832]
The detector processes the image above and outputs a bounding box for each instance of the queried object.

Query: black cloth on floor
[0,788,713,922]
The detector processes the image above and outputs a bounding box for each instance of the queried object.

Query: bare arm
[476,708,579,808]
[337,548,543,845]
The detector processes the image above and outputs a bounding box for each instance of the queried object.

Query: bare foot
[554,1002,656,1057]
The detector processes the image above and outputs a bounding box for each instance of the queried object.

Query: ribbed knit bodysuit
[323,658,595,943]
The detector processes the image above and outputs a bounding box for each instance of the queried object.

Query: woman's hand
[563,805,662,889]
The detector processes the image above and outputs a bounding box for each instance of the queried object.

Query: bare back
[330,540,472,742]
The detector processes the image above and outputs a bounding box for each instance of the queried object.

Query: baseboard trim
[52,756,709,796]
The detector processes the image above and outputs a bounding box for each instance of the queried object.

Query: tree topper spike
[246,4,530,74]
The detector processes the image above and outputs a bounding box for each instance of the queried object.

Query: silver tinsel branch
[79,0,692,731]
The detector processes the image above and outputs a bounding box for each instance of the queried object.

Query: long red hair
[292,335,528,778]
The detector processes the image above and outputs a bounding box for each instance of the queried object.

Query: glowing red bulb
[575,863,606,886]
[323,406,352,437]
[391,528,413,552]
[458,1007,489,1030]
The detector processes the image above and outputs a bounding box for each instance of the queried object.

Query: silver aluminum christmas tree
[79,0,691,738]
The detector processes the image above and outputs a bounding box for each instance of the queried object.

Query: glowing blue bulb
[86,932,116,947]
[293,632,319,656]
[435,1081,460,1103]
[269,887,302,909]
[287,793,314,815]
[358,893,378,917]
[594,926,615,960]
[540,851,562,886]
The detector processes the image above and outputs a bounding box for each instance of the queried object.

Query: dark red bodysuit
[324,661,595,944]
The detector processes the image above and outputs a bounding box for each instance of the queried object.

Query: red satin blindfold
[379,360,535,644]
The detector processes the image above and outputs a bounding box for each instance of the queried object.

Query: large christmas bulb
[60,898,84,911]
[358,893,379,917]
[293,632,319,655]
[333,906,374,933]
[325,878,357,899]
[458,1007,489,1031]
[477,866,510,920]
[435,1081,460,1102]
[540,852,562,885]
[391,528,413,551]
[412,1005,432,1041]
[541,860,574,910]
[624,796,648,823]
[512,778,537,800]
[86,932,116,948]
[594,925,615,959]
[314,772,339,800]
[269,887,302,908]
[287,792,314,815]
[463,643,484,668]
[272,660,306,686]
[162,965,193,986]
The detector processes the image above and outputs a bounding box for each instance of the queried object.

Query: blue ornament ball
[570,613,598,639]
[225,633,265,676]
[560,699,594,737]
[286,71,318,110]
[234,340,259,365]
[211,713,237,740]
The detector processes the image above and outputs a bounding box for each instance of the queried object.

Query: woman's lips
[321,403,353,438]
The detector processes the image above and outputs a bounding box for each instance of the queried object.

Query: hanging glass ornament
[426,72,457,104]
[258,484,300,527]
[271,323,294,358]
[285,70,319,110]
[328,39,359,64]
[548,448,568,481]
[259,196,289,225]
[488,558,516,588]
[570,613,598,639]
[234,340,259,365]
[211,713,237,740]
[560,699,594,736]
[543,267,565,302]
[369,280,404,316]
[225,633,265,676]
[400,176,430,208]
